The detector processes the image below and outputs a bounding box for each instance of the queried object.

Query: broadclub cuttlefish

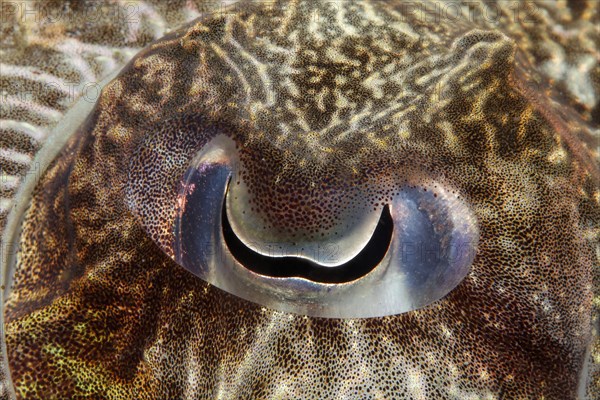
[0,1,598,398]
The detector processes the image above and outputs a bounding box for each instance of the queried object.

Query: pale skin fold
[0,1,599,399]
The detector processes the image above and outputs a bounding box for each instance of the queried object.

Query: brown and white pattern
[1,1,598,399]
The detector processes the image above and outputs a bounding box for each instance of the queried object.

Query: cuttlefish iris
[1,1,599,398]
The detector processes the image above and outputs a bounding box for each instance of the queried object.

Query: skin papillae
[1,0,599,399]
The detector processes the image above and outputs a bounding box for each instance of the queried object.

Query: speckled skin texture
[1,1,599,399]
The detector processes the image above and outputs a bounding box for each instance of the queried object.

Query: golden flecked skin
[1,1,599,399]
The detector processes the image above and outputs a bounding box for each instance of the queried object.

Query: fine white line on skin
[0,120,46,142]
[0,149,32,166]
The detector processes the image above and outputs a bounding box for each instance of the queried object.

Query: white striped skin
[1,1,599,399]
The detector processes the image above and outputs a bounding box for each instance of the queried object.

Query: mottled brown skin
[1,1,599,399]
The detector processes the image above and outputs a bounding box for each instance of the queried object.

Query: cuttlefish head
[4,1,599,399]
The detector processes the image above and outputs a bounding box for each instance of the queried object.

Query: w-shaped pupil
[222,196,394,284]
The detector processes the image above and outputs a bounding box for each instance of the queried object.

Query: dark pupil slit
[222,194,394,284]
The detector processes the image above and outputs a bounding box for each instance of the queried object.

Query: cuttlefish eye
[127,134,478,317]
[2,0,599,398]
